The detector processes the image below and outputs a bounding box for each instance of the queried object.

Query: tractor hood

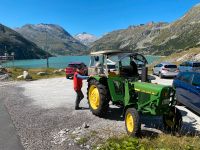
[131,82,170,96]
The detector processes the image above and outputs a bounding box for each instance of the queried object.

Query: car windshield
[107,64,116,69]
[164,65,177,68]
[193,63,200,67]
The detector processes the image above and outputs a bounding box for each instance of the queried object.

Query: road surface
[0,76,199,150]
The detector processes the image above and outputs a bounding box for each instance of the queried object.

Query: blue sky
[0,0,200,36]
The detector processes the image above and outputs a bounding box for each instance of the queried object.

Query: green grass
[7,67,66,80]
[98,134,200,150]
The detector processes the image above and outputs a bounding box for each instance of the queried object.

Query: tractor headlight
[162,98,170,105]
[162,89,174,105]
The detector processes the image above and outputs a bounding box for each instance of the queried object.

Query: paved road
[0,77,200,150]
[0,85,24,150]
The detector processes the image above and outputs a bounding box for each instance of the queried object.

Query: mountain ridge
[91,4,200,56]
[15,24,88,55]
[0,24,51,60]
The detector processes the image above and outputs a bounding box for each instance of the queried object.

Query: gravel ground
[1,76,200,150]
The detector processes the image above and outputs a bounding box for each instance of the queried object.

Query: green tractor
[87,50,182,136]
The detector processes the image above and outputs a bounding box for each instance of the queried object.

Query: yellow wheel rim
[166,120,175,127]
[165,116,175,127]
[89,85,100,110]
[126,113,134,133]
[165,111,175,127]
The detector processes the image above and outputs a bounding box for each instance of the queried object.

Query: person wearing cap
[73,66,90,110]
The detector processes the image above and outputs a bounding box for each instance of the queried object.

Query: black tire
[159,72,163,79]
[125,108,141,137]
[163,107,182,133]
[87,79,109,117]
[152,69,155,75]
[66,75,70,79]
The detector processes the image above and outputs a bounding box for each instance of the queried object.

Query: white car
[153,62,179,78]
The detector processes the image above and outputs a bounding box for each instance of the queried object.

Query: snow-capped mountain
[74,32,98,46]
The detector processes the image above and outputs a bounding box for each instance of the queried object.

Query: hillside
[91,4,200,56]
[15,24,88,55]
[0,24,51,60]
[74,32,98,46]
[161,48,200,63]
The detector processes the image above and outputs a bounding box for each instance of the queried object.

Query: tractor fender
[87,76,107,86]
[123,104,137,117]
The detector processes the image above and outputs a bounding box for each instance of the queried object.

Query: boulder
[0,74,10,81]
[23,71,32,79]
[53,70,59,74]
[37,72,47,76]
[17,75,24,79]
[58,69,64,72]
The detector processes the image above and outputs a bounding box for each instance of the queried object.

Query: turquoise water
[3,55,161,68]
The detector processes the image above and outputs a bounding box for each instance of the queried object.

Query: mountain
[0,24,51,60]
[74,32,98,46]
[91,4,200,56]
[15,24,88,55]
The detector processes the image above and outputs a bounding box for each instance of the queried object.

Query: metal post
[11,52,15,67]
[45,28,49,68]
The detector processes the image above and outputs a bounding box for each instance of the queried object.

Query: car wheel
[152,69,155,75]
[159,72,163,79]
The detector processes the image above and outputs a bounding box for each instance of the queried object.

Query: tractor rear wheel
[163,107,182,133]
[125,108,140,137]
[87,79,109,117]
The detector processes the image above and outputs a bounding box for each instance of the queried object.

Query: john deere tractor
[87,50,182,136]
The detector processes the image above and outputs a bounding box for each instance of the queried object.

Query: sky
[0,0,200,36]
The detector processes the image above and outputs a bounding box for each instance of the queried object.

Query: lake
[3,55,161,68]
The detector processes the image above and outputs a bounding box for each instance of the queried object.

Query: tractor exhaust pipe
[141,67,148,82]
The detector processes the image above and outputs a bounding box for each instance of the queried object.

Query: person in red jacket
[73,66,89,110]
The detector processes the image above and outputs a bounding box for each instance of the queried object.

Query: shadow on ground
[104,106,200,137]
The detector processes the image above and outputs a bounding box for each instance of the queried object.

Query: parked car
[173,71,200,115]
[152,62,179,78]
[178,61,200,72]
[65,62,88,79]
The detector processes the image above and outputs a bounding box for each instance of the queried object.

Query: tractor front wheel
[87,79,109,117]
[125,108,140,137]
[163,107,182,133]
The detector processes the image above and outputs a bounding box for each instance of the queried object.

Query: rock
[23,71,32,80]
[58,69,64,72]
[72,130,81,134]
[64,128,70,132]
[58,130,66,136]
[36,72,47,76]
[17,75,24,79]
[53,70,59,74]
[85,145,90,149]
[82,122,89,128]
[0,67,8,74]
[0,74,10,80]
[75,137,81,141]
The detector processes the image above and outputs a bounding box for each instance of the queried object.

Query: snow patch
[194,3,200,7]
[75,32,98,45]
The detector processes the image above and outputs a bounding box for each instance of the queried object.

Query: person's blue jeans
[75,90,84,108]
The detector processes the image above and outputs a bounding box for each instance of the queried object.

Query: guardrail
[0,56,14,61]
